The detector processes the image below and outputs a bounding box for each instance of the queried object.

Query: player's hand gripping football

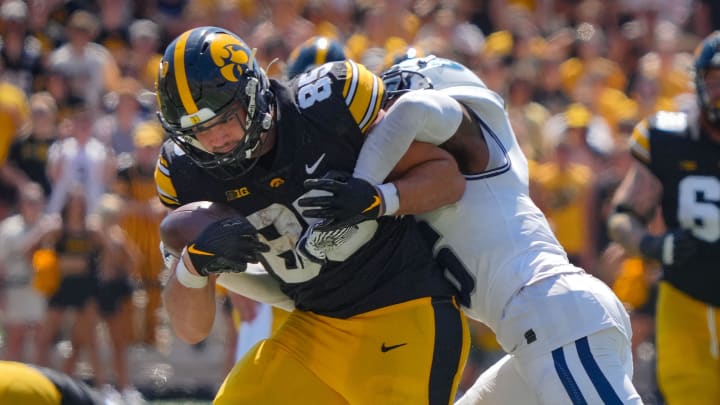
[183,217,270,276]
[639,228,699,267]
[299,171,384,231]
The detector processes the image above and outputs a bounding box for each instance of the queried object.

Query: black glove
[298,171,384,231]
[186,217,270,276]
[639,229,699,266]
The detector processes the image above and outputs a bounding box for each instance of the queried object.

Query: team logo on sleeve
[269,177,285,188]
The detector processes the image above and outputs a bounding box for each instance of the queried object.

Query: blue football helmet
[694,31,720,123]
[286,36,347,80]
[155,26,273,178]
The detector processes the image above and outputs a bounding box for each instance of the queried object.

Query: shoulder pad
[647,111,689,134]
[336,60,385,133]
[292,60,384,134]
[629,111,690,165]
[628,119,651,164]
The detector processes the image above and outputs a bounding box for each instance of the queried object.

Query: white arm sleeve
[354,90,464,184]
[217,265,295,311]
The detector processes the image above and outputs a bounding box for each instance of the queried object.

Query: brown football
[159,201,241,257]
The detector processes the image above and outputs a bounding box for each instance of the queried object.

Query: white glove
[297,221,378,264]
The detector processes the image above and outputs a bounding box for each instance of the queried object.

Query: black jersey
[630,111,720,306]
[8,135,54,196]
[0,37,44,95]
[155,60,456,317]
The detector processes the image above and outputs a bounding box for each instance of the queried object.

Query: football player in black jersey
[153,26,469,404]
[608,31,720,404]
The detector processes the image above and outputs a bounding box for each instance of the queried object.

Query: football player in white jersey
[299,56,642,404]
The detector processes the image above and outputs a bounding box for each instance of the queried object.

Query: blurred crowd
[0,0,717,402]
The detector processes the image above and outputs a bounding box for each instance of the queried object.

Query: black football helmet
[156,26,273,178]
[286,36,347,80]
[694,31,720,123]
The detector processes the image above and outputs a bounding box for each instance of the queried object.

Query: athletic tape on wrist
[176,258,208,289]
[377,182,399,216]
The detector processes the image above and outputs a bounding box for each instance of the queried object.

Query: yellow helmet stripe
[173,30,199,114]
[315,41,329,67]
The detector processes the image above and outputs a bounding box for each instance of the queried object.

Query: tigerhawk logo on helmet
[209,33,250,82]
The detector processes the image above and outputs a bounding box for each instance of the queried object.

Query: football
[159,201,241,257]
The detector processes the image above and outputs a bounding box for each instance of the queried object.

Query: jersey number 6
[678,176,720,242]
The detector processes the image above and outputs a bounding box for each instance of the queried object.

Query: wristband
[662,233,674,265]
[176,257,208,289]
[377,182,400,216]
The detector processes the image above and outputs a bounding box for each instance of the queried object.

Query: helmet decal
[172,30,199,115]
[209,33,250,82]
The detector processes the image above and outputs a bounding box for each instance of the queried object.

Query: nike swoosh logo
[361,195,381,213]
[187,244,214,256]
[381,342,407,352]
[305,153,326,175]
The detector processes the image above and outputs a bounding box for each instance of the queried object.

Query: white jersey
[355,58,638,402]
[417,86,581,333]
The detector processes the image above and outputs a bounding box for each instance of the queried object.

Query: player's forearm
[163,259,217,344]
[394,157,465,215]
[608,161,662,257]
[607,212,648,256]
[217,271,295,311]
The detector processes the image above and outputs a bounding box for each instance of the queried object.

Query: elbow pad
[354,90,463,184]
[392,90,464,145]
